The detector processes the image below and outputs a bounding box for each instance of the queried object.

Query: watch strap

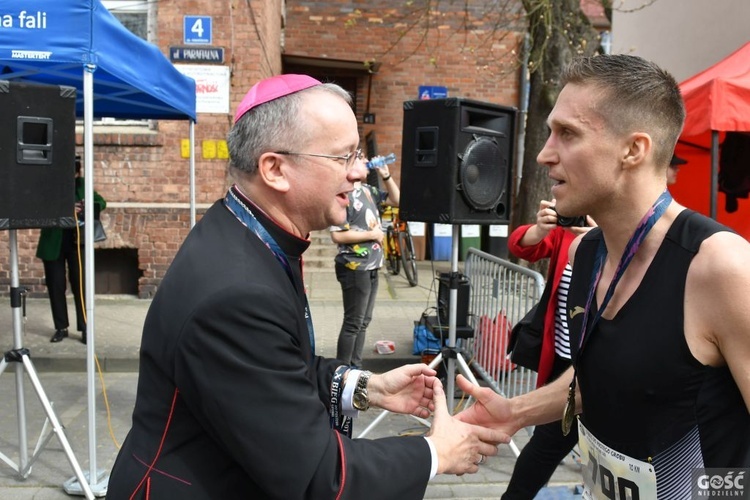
[353,370,372,411]
[356,370,372,393]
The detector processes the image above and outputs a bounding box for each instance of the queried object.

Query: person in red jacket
[503,198,593,499]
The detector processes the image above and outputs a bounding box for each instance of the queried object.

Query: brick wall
[284,0,525,186]
[0,0,524,297]
[0,0,283,297]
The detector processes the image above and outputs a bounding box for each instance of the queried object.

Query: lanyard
[330,366,352,437]
[223,186,316,356]
[562,190,672,435]
[575,189,672,356]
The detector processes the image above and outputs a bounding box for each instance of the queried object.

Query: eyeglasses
[274,148,364,170]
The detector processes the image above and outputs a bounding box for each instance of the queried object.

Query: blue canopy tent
[0,2,196,120]
[0,1,196,496]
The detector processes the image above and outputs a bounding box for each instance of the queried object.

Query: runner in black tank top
[568,210,750,498]
[453,54,750,500]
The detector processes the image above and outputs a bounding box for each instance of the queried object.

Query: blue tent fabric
[0,0,196,120]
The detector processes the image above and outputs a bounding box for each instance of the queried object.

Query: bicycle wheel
[386,226,400,275]
[398,230,419,287]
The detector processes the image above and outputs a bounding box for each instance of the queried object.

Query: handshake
[365,364,511,476]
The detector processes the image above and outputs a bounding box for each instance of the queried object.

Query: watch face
[353,392,369,411]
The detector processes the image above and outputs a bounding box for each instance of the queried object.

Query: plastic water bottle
[366,153,396,170]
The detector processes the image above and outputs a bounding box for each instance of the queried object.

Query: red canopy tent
[672,41,750,240]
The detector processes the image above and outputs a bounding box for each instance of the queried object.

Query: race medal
[562,386,576,436]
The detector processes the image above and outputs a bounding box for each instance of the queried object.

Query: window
[96,1,151,126]
[103,1,148,40]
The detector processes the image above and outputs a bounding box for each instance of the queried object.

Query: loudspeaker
[0,80,77,230]
[400,98,517,224]
[437,272,470,327]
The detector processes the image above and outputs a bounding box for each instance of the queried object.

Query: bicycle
[382,206,418,287]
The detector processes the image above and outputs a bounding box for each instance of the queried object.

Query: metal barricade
[463,248,544,400]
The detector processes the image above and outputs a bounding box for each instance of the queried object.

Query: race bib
[579,419,657,500]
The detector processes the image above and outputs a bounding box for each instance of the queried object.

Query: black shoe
[80,329,87,345]
[50,329,68,343]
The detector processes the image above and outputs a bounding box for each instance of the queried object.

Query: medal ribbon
[562,190,672,435]
[224,186,316,356]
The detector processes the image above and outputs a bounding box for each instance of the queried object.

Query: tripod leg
[0,358,21,473]
[24,406,58,476]
[31,424,56,463]
[20,355,94,500]
[454,351,521,457]
[455,352,479,386]
[355,408,390,439]
[356,353,444,439]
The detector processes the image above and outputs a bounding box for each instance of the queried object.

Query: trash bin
[431,223,452,261]
[407,221,427,260]
[482,224,509,259]
[459,224,481,261]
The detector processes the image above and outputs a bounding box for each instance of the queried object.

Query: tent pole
[63,65,107,497]
[84,64,98,489]
[190,120,196,227]
[711,131,719,219]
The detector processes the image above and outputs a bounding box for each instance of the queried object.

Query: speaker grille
[459,136,506,211]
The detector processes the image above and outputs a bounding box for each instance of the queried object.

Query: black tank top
[568,209,750,496]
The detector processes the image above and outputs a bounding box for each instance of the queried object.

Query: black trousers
[334,263,379,368]
[42,230,86,332]
[501,355,579,500]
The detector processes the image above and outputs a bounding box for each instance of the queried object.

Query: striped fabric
[554,263,573,359]
[652,426,704,499]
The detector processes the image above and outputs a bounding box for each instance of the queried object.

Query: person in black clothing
[107,74,505,499]
[503,201,594,499]
[36,156,106,344]
[457,54,750,498]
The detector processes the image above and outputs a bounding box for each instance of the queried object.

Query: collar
[229,185,310,259]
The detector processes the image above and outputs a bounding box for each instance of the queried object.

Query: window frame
[92,1,152,127]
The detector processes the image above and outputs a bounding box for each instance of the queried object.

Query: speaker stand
[359,226,478,437]
[1,230,94,499]
[358,226,521,456]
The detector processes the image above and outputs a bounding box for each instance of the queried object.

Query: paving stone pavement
[0,260,583,498]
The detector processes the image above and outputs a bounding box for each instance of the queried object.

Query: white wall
[611,0,750,82]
